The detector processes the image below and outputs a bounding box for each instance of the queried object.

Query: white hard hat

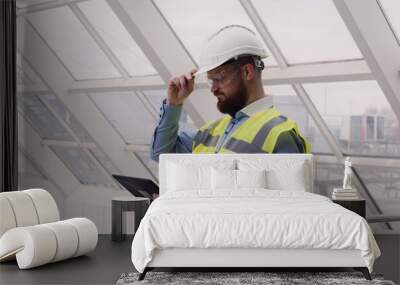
[195,25,268,76]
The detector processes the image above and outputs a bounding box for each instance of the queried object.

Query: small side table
[332,199,366,218]
[112,196,150,242]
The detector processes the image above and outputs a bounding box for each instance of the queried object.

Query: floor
[1,234,398,285]
[0,235,133,285]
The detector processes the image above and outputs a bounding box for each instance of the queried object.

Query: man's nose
[211,83,219,93]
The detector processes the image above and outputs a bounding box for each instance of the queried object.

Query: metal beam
[68,60,372,94]
[69,3,129,79]
[293,84,344,159]
[125,144,150,152]
[106,0,206,127]
[68,75,164,94]
[315,153,400,169]
[42,139,96,149]
[17,0,88,16]
[17,17,152,180]
[333,0,400,126]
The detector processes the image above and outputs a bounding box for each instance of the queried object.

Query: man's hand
[167,69,197,106]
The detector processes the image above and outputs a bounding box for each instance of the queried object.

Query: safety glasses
[206,67,241,89]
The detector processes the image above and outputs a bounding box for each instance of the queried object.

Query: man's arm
[273,131,305,153]
[150,101,197,162]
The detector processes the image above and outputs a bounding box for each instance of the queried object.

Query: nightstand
[332,199,366,218]
[112,196,150,242]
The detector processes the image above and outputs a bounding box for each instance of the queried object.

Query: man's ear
[243,64,256,81]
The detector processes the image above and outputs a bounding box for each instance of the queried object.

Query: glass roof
[40,93,94,143]
[304,80,400,157]
[252,0,362,64]
[50,146,110,186]
[154,0,278,67]
[379,0,400,44]
[78,0,158,77]
[27,6,121,80]
[18,94,74,141]
[90,91,157,145]
[89,147,120,175]
[18,150,42,177]
[17,53,45,86]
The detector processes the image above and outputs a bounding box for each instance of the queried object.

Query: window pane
[50,146,110,186]
[355,164,400,231]
[78,0,157,77]
[304,81,400,157]
[252,0,362,64]
[28,6,121,80]
[154,0,277,67]
[90,92,157,145]
[379,0,400,44]
[39,93,94,143]
[17,53,45,86]
[90,147,120,175]
[18,94,74,141]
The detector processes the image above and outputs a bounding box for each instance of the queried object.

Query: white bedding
[131,190,380,273]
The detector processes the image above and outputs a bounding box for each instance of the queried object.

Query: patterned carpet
[116,271,396,285]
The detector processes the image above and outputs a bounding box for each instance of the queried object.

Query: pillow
[211,169,268,191]
[237,159,308,191]
[236,169,267,189]
[267,161,307,191]
[167,162,211,191]
[211,168,236,190]
[167,159,236,192]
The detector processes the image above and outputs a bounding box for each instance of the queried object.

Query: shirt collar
[234,96,273,119]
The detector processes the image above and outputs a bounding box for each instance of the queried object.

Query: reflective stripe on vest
[192,116,230,152]
[192,107,310,154]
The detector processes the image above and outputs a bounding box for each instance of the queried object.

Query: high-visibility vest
[192,107,310,154]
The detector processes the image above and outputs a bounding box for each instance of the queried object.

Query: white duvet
[131,190,380,273]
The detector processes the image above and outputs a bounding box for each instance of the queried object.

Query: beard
[215,79,248,117]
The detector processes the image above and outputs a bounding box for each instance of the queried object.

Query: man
[150,25,309,162]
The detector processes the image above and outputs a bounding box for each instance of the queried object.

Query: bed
[131,154,380,280]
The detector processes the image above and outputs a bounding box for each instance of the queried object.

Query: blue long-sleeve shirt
[150,96,303,162]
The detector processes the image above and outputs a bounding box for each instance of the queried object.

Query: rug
[116,271,396,285]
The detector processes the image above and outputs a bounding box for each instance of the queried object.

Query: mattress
[131,190,380,273]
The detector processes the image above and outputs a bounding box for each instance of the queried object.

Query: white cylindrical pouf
[1,192,39,227]
[0,196,17,237]
[65,218,98,257]
[0,226,57,269]
[24,189,60,224]
[42,221,79,262]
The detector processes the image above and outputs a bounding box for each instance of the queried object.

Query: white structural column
[18,113,80,196]
[106,0,207,127]
[17,17,151,179]
[334,0,400,124]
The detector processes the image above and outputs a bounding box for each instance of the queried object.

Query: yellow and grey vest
[192,107,310,154]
